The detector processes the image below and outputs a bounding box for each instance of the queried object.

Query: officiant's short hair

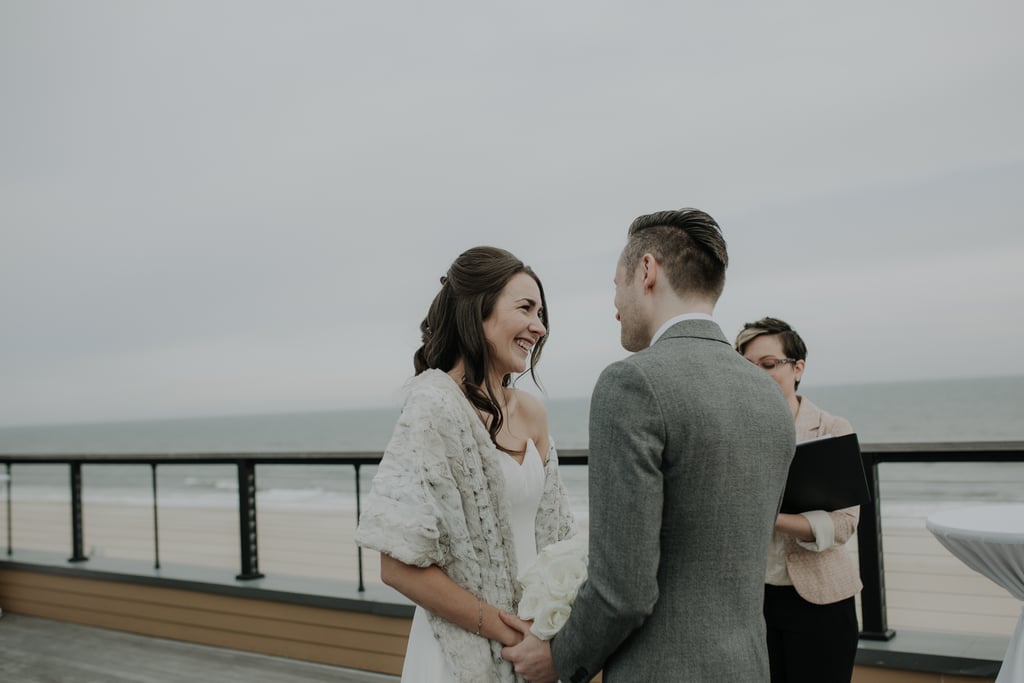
[623,208,728,301]
[735,317,808,363]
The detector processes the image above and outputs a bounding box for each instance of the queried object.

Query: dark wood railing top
[0,442,1020,465]
[859,441,1024,462]
[0,448,590,465]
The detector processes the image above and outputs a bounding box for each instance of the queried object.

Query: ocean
[1,375,1022,521]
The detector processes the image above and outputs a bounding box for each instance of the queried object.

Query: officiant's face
[742,334,804,400]
[482,272,547,379]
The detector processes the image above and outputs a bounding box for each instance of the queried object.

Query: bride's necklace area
[481,389,528,462]
[447,369,526,458]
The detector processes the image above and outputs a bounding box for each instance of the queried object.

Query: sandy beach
[1,500,1018,639]
[1,500,383,586]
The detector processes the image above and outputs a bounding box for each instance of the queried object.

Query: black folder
[780,433,871,514]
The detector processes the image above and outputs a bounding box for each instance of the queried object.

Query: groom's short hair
[623,208,729,301]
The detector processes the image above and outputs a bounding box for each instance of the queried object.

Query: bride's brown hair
[414,246,549,451]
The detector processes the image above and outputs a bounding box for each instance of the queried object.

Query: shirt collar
[649,312,714,347]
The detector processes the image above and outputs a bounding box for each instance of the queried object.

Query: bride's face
[482,272,547,380]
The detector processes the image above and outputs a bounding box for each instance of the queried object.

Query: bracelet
[475,598,484,636]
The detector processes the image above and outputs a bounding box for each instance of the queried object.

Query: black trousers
[764,584,858,683]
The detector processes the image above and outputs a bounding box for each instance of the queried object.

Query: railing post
[68,463,88,563]
[151,463,161,570]
[236,461,264,580]
[355,462,364,592]
[858,452,895,640]
[4,463,11,556]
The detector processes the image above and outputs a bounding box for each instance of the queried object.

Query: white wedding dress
[400,439,546,682]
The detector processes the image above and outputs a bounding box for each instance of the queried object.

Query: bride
[355,246,576,682]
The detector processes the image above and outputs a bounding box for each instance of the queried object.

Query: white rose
[544,534,586,562]
[543,552,585,603]
[517,587,544,621]
[530,602,572,640]
[516,535,589,640]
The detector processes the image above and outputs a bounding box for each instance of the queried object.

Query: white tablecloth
[927,504,1024,683]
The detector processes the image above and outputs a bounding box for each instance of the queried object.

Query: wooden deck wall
[853,671,992,683]
[2,500,1016,640]
[856,671,991,683]
[0,568,411,676]
[0,566,997,682]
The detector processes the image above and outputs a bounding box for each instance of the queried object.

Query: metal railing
[0,452,390,586]
[1,443,1021,640]
[855,441,1023,640]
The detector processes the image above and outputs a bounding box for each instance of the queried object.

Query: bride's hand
[491,607,526,646]
[499,613,557,683]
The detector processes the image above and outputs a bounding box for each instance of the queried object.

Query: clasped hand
[499,611,558,683]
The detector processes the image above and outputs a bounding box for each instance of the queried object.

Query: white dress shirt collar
[650,312,714,347]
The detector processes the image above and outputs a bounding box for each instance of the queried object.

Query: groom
[501,208,796,681]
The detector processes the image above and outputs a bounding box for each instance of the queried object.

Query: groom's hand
[499,611,558,683]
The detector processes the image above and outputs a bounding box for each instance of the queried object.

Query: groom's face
[614,256,648,352]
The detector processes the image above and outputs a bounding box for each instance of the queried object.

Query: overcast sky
[2,1,1022,427]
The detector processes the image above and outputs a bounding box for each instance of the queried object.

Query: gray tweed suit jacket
[551,319,795,682]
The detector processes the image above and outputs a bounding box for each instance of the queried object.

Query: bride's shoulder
[509,388,546,419]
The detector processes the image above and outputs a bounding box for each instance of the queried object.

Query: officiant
[735,317,862,683]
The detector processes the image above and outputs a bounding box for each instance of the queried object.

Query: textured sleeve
[797,510,836,551]
[824,414,859,544]
[354,388,455,568]
[536,440,577,550]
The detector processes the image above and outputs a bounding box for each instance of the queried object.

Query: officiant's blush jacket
[768,397,863,605]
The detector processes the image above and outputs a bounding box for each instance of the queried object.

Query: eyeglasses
[751,357,797,371]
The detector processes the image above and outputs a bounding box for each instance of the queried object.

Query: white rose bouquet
[516,533,589,640]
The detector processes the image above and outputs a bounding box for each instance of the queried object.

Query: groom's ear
[641,253,658,292]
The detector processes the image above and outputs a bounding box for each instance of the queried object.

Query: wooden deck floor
[0,612,400,683]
